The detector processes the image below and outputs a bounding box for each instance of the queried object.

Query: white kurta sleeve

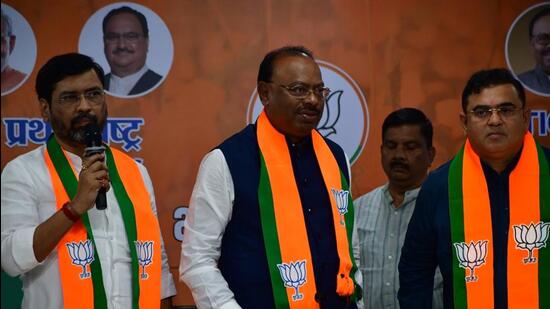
[179,149,241,309]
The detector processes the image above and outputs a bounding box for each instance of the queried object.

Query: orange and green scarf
[449,132,549,308]
[43,135,161,309]
[256,111,359,308]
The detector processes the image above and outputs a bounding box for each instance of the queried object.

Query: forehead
[53,69,103,94]
[271,55,322,83]
[105,12,142,32]
[384,124,425,142]
[533,14,550,34]
[466,84,521,108]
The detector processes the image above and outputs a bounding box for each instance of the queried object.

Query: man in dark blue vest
[180,46,361,309]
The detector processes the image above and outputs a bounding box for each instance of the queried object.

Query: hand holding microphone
[82,123,108,210]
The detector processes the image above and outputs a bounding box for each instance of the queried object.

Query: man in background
[518,7,550,94]
[354,108,442,308]
[102,6,162,96]
[1,8,26,94]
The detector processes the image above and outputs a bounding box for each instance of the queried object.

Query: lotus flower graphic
[513,222,550,264]
[317,90,343,138]
[66,240,94,279]
[331,188,349,225]
[135,241,154,279]
[453,240,488,282]
[277,260,307,301]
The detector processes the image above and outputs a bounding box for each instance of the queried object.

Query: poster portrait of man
[1,3,36,96]
[78,2,174,98]
[506,2,550,97]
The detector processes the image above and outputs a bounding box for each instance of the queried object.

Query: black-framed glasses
[57,89,105,107]
[269,82,331,99]
[532,33,550,46]
[468,104,521,120]
[104,32,144,43]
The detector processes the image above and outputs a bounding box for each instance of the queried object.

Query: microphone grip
[95,187,107,210]
[84,146,108,210]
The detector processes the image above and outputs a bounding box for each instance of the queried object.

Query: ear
[428,146,436,164]
[257,81,270,106]
[9,36,16,54]
[39,98,51,122]
[459,112,467,132]
[523,108,531,131]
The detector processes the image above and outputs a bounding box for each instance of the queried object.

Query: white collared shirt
[109,65,148,96]
[353,183,443,309]
[1,145,176,309]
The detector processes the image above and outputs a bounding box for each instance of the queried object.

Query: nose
[487,109,504,125]
[394,145,406,159]
[304,89,322,107]
[75,94,94,111]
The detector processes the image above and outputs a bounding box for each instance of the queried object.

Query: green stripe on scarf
[537,144,550,309]
[104,147,140,309]
[448,146,467,309]
[47,136,108,309]
[340,170,361,301]
[258,153,290,308]
[47,135,142,309]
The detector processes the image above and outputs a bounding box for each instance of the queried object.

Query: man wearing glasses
[180,46,361,308]
[1,53,176,308]
[518,7,550,95]
[102,6,162,96]
[398,68,550,308]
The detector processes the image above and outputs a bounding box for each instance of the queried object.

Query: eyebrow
[59,87,102,95]
[471,102,516,109]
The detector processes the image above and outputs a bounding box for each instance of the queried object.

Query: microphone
[84,123,107,210]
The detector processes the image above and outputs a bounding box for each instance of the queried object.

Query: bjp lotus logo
[66,240,94,279]
[331,188,349,225]
[135,241,154,279]
[453,240,488,282]
[277,260,307,301]
[513,222,550,264]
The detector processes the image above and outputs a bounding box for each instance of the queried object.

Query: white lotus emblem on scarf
[331,188,349,225]
[453,240,488,282]
[277,260,307,301]
[66,240,94,279]
[135,240,154,279]
[513,222,550,264]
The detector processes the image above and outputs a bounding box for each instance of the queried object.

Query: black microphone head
[84,123,102,148]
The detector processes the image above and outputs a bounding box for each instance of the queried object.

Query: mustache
[390,160,409,170]
[71,113,98,128]
[113,48,134,54]
[298,106,322,115]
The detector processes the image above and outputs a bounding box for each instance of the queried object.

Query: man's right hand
[72,153,110,215]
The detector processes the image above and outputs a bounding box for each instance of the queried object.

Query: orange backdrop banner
[1,0,548,306]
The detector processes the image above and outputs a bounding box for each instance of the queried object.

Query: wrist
[61,202,80,222]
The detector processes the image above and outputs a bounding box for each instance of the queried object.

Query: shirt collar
[382,183,421,208]
[109,66,149,95]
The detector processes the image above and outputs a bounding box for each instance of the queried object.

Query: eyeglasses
[468,105,521,120]
[532,33,550,46]
[269,82,331,99]
[57,89,105,107]
[104,32,144,43]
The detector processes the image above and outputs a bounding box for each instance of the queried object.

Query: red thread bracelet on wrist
[61,202,80,222]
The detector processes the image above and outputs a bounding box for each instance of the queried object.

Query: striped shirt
[354,183,443,309]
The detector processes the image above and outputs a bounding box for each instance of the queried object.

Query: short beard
[69,128,86,144]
